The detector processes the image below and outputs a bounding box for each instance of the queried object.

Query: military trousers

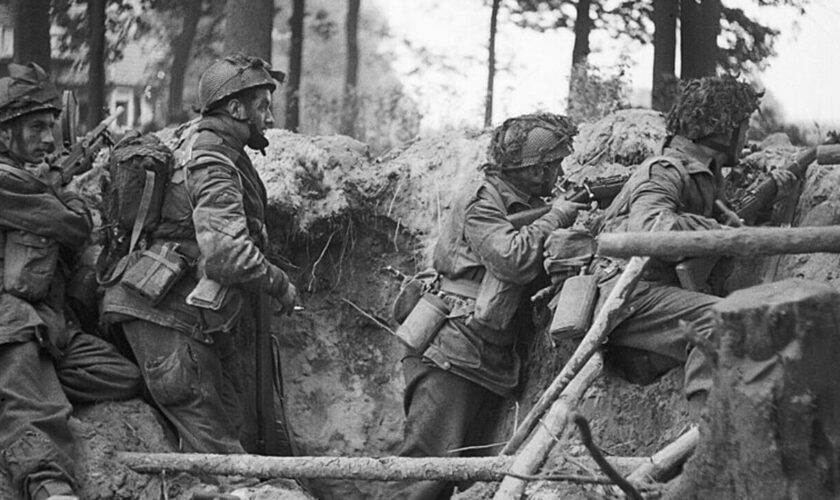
[376,354,504,500]
[601,278,719,398]
[0,332,141,499]
[122,320,246,454]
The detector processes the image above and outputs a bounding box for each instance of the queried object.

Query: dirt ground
[2,110,836,499]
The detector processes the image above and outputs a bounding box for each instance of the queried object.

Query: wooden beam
[597,226,840,259]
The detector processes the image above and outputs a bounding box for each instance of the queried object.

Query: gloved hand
[549,199,588,227]
[770,168,797,201]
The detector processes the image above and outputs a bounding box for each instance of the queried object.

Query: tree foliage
[52,0,153,64]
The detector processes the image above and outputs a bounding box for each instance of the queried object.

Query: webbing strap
[97,169,157,286]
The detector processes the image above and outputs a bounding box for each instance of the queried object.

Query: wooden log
[115,452,639,483]
[500,254,651,456]
[117,454,514,481]
[597,225,840,259]
[627,426,699,484]
[816,144,840,165]
[493,354,603,500]
[664,279,840,500]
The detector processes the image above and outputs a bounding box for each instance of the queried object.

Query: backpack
[97,131,175,285]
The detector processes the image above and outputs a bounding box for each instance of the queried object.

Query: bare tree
[652,0,677,111]
[286,0,304,132]
[11,0,51,71]
[88,0,107,128]
[340,0,360,136]
[224,0,272,59]
[484,0,500,128]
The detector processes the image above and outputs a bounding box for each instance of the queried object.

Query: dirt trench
[3,111,837,499]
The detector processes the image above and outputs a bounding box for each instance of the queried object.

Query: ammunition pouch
[121,242,189,305]
[4,230,58,302]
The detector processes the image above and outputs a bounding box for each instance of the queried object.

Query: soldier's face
[244,88,274,134]
[4,111,56,163]
[505,159,563,197]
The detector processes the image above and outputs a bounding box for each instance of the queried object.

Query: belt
[438,276,480,300]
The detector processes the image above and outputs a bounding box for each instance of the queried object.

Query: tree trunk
[11,0,51,72]
[286,0,304,132]
[340,0,361,137]
[571,0,593,67]
[568,0,593,111]
[652,0,678,111]
[484,0,500,128]
[665,279,840,499]
[680,0,720,79]
[87,0,107,129]
[168,0,202,124]
[224,0,273,60]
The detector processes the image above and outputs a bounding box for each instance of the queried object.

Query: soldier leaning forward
[545,75,796,418]
[0,63,141,500]
[101,54,297,454]
[378,114,586,500]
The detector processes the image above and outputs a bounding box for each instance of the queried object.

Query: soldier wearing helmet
[0,63,141,500]
[592,75,796,419]
[101,54,296,454]
[378,113,585,500]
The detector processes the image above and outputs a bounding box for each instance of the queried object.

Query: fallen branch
[116,453,634,484]
[493,354,603,500]
[626,426,699,484]
[572,412,643,500]
[597,225,840,259]
[500,254,651,455]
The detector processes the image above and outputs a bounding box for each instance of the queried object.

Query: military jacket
[602,134,727,282]
[427,174,568,395]
[102,116,287,341]
[0,152,91,348]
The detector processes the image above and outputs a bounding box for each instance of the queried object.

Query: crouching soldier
[379,114,585,499]
[101,54,297,454]
[582,75,796,416]
[0,63,141,500]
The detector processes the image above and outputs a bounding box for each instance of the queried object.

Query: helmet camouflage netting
[666,75,763,140]
[0,62,61,124]
[197,53,286,114]
[489,113,577,170]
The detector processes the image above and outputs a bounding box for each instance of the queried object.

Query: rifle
[676,143,840,291]
[58,107,124,185]
[508,174,629,229]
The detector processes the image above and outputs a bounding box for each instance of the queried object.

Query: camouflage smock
[0,151,91,349]
[428,174,572,396]
[102,116,289,341]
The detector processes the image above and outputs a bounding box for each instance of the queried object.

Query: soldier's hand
[550,199,588,226]
[279,282,298,315]
[770,169,797,201]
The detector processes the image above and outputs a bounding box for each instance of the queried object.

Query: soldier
[381,114,585,499]
[591,75,795,414]
[101,54,297,453]
[0,62,141,500]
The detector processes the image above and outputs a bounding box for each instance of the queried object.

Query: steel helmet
[666,75,762,140]
[0,62,61,124]
[197,53,286,114]
[489,113,577,170]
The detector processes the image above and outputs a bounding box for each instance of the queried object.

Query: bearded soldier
[380,114,585,500]
[102,54,297,453]
[0,63,141,500]
[589,75,796,415]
